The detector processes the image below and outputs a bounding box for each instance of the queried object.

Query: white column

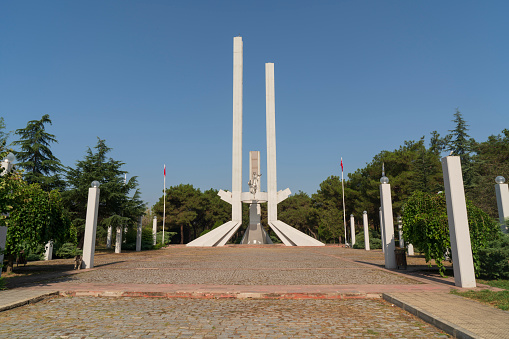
[106,226,112,249]
[379,207,385,253]
[350,214,356,246]
[115,226,122,254]
[232,36,243,223]
[407,243,414,256]
[495,176,509,234]
[0,226,7,277]
[44,241,53,261]
[442,156,476,288]
[397,216,404,248]
[136,216,142,252]
[266,62,278,222]
[82,184,100,269]
[363,211,370,251]
[152,216,157,245]
[123,226,127,243]
[380,179,396,269]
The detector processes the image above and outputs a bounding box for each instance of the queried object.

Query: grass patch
[451,279,509,311]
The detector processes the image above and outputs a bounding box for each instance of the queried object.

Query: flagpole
[163,164,166,246]
[341,158,347,246]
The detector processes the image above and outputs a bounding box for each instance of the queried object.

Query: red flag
[340,157,343,172]
[164,164,166,177]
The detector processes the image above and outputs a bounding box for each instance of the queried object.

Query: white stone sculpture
[363,211,370,251]
[380,175,396,269]
[495,176,509,234]
[82,181,100,269]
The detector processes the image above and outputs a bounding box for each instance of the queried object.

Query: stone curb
[60,290,383,300]
[383,293,480,339]
[0,291,59,313]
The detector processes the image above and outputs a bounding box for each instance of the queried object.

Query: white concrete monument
[379,207,385,253]
[106,226,112,249]
[407,243,414,256]
[152,216,157,245]
[82,181,100,269]
[380,175,396,269]
[187,37,323,247]
[350,214,356,246]
[397,216,404,248]
[495,176,509,234]
[136,216,142,252]
[44,241,53,261]
[0,153,15,277]
[363,211,370,251]
[442,156,476,288]
[115,226,122,253]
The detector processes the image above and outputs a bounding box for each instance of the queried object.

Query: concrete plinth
[495,179,509,234]
[82,186,100,269]
[136,216,142,252]
[407,243,414,256]
[106,226,112,249]
[153,216,157,246]
[442,156,476,288]
[350,214,356,246]
[363,211,370,251]
[115,226,122,254]
[380,182,396,269]
[44,241,53,261]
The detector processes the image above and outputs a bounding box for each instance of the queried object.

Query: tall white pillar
[266,62,278,222]
[136,216,142,252]
[115,226,122,254]
[106,226,112,249]
[363,211,370,251]
[82,182,100,269]
[350,214,356,246]
[442,156,476,288]
[380,177,396,269]
[495,176,509,234]
[0,226,7,277]
[44,241,53,261]
[232,36,243,223]
[379,207,385,253]
[152,216,157,245]
[397,216,404,248]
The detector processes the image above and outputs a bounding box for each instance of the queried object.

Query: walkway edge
[0,291,59,313]
[383,293,480,339]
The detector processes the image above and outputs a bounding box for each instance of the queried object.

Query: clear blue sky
[1,1,508,208]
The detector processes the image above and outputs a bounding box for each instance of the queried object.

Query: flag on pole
[164,164,166,177]
[341,157,343,173]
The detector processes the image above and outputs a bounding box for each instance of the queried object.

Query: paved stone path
[0,296,449,338]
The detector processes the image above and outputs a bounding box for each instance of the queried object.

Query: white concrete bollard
[379,207,385,253]
[380,176,396,269]
[106,225,112,249]
[136,216,142,252]
[44,241,53,261]
[115,226,122,254]
[82,181,100,269]
[407,243,414,256]
[442,156,476,288]
[397,216,404,248]
[350,214,356,246]
[495,176,509,234]
[153,216,157,246]
[363,211,370,251]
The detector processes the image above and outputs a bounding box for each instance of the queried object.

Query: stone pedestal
[442,156,476,288]
[82,186,100,269]
[350,214,355,246]
[115,226,122,254]
[106,226,112,249]
[153,216,157,246]
[380,180,396,269]
[136,216,142,252]
[44,241,53,261]
[363,211,370,251]
[495,178,509,234]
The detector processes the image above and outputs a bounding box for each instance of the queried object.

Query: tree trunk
[180,224,184,244]
[6,254,14,274]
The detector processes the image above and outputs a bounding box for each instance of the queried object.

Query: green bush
[24,243,45,261]
[353,231,383,250]
[0,277,5,290]
[54,242,82,258]
[476,234,509,279]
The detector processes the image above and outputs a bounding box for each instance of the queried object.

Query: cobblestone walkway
[0,297,449,338]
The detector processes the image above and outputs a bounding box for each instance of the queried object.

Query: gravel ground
[0,297,449,338]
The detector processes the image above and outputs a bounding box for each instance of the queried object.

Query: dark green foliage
[476,235,509,279]
[54,242,82,259]
[402,191,500,276]
[24,243,45,261]
[352,231,383,250]
[12,114,65,191]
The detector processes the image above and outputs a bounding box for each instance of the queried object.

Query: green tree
[12,114,65,191]
[402,191,500,276]
[279,191,317,239]
[63,138,145,246]
[0,117,9,149]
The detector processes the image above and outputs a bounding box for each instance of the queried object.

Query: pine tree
[12,114,65,191]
